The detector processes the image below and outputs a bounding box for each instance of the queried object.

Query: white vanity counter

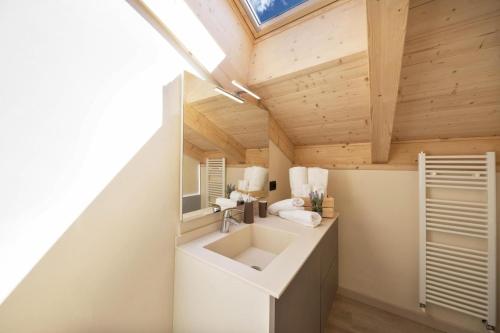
[176,214,339,298]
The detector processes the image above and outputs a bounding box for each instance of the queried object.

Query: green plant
[226,183,236,198]
[309,191,324,213]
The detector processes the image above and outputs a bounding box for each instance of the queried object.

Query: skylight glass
[246,0,309,25]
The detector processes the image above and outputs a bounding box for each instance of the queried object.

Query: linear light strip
[231,80,261,100]
[213,87,244,104]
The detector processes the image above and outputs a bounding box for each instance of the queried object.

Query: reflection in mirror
[182,72,269,222]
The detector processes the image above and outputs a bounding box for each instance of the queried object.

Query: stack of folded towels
[267,198,322,228]
[289,166,328,197]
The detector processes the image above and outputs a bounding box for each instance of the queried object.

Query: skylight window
[246,0,309,25]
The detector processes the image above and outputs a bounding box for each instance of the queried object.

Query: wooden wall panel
[393,0,500,141]
[294,137,500,170]
[245,148,269,167]
[294,142,371,169]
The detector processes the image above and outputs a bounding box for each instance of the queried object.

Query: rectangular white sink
[204,224,298,271]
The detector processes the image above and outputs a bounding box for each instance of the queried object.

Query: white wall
[268,141,292,204]
[183,154,200,195]
[0,0,187,330]
[329,170,500,332]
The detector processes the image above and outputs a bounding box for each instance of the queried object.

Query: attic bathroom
[0,1,499,333]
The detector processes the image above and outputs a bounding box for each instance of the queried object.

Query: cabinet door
[320,221,338,281]
[320,260,338,332]
[275,247,321,333]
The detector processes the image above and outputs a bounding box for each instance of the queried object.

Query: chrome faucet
[220,208,244,233]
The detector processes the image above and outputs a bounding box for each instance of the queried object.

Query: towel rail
[419,152,496,330]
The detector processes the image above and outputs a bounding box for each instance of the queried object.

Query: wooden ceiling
[179,0,499,167]
[253,51,370,146]
[392,0,500,141]
[246,0,500,151]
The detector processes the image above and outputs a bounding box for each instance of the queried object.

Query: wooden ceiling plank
[367,0,409,163]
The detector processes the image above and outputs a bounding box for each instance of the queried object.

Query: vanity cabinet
[174,216,339,333]
[275,220,339,333]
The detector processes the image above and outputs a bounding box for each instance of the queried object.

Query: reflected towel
[268,198,304,215]
[216,197,237,210]
[278,210,322,228]
[248,166,268,191]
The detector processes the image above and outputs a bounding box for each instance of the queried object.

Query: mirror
[182,72,269,222]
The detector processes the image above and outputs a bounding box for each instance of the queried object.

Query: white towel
[307,167,328,195]
[278,210,322,228]
[300,183,313,197]
[248,166,268,191]
[216,197,237,210]
[289,166,308,197]
[268,198,304,215]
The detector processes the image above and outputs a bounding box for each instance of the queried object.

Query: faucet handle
[209,203,221,213]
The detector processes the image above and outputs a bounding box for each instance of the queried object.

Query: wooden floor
[325,295,444,333]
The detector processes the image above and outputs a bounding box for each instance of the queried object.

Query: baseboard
[337,287,476,333]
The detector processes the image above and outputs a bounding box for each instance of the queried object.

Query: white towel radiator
[206,157,225,206]
[418,152,496,330]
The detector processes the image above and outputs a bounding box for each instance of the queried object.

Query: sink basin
[204,224,298,271]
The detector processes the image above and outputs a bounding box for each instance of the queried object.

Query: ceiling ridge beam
[367,0,409,163]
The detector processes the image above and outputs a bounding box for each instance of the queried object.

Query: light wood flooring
[325,295,444,333]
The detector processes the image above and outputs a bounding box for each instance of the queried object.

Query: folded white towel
[308,167,328,195]
[268,198,304,215]
[215,197,237,210]
[289,166,308,197]
[278,210,322,228]
[301,184,313,197]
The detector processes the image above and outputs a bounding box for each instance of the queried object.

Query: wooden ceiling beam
[367,0,409,163]
[268,115,295,162]
[183,104,246,163]
[183,140,206,162]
